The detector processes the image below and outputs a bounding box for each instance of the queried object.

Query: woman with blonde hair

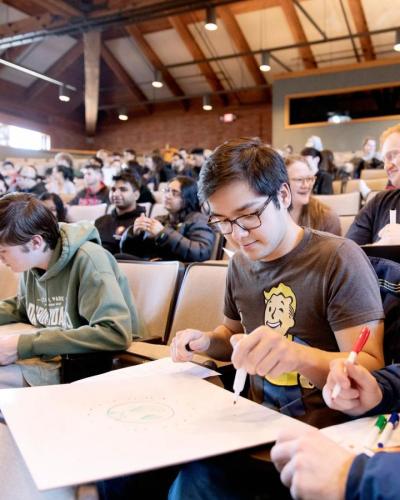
[285,155,341,235]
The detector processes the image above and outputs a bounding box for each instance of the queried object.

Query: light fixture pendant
[205,6,218,31]
[259,52,271,72]
[202,94,213,111]
[152,70,163,88]
[118,108,128,121]
[394,29,400,52]
[58,84,70,102]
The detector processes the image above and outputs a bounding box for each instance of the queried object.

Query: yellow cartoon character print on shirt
[264,283,313,389]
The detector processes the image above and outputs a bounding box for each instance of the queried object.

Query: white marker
[233,367,247,405]
[390,209,397,225]
[233,313,248,405]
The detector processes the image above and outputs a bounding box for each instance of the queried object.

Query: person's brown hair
[298,196,332,230]
[0,193,60,249]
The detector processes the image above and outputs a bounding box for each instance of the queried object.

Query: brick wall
[1,102,271,154]
[91,102,272,153]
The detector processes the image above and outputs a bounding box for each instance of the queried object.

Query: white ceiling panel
[168,65,210,95]
[106,37,173,100]
[236,7,295,51]
[0,4,27,23]
[144,28,193,65]
[363,0,400,31]
[188,20,254,88]
[0,36,77,87]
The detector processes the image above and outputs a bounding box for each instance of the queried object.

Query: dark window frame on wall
[284,81,400,129]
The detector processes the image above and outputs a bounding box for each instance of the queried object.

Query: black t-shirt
[346,190,400,245]
[95,206,145,254]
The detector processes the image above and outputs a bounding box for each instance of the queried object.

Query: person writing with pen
[271,359,400,500]
[166,138,385,500]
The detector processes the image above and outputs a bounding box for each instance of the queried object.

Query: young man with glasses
[347,124,400,245]
[169,138,384,499]
[15,165,47,197]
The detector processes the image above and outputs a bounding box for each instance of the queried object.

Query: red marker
[331,326,371,400]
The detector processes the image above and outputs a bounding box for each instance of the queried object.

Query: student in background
[0,173,8,196]
[120,176,214,262]
[39,192,67,222]
[69,164,109,206]
[347,124,400,245]
[0,161,17,189]
[168,138,383,500]
[95,173,146,255]
[285,155,341,235]
[142,154,173,190]
[46,165,76,196]
[353,137,384,179]
[301,147,334,195]
[15,165,47,197]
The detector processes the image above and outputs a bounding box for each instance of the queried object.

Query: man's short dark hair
[90,156,104,168]
[300,147,322,163]
[83,163,102,174]
[123,148,136,156]
[0,193,60,249]
[191,148,204,156]
[112,172,140,192]
[198,138,288,208]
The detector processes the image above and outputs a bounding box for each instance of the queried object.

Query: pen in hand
[331,326,371,400]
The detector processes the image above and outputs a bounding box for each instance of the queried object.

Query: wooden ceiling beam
[217,6,269,98]
[347,0,375,61]
[125,23,189,109]
[0,13,58,38]
[84,31,101,136]
[27,0,81,17]
[101,43,152,113]
[279,0,317,69]
[25,40,83,101]
[168,15,228,106]
[1,0,46,15]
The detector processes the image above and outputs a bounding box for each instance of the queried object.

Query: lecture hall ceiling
[0,0,399,134]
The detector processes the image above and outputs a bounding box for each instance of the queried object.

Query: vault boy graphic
[262,283,313,416]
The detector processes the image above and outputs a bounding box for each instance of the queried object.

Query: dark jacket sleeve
[157,212,215,262]
[363,364,400,415]
[346,452,400,500]
[346,197,377,245]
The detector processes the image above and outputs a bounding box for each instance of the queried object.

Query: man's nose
[231,223,249,240]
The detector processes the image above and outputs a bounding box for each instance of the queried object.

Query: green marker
[365,415,387,448]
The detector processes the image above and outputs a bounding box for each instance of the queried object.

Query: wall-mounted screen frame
[285,81,400,129]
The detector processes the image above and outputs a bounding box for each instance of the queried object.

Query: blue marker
[377,413,399,449]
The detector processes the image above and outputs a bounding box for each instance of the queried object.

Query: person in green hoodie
[0,193,143,388]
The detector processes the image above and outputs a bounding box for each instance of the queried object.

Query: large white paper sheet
[0,374,310,490]
[78,357,220,384]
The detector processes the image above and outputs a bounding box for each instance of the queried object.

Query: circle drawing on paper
[107,402,175,424]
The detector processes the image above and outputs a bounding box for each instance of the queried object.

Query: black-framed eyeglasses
[208,197,272,235]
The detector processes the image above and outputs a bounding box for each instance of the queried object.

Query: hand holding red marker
[331,326,371,400]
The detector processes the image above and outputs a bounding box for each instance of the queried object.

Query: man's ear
[29,235,45,251]
[133,190,140,201]
[278,183,292,209]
